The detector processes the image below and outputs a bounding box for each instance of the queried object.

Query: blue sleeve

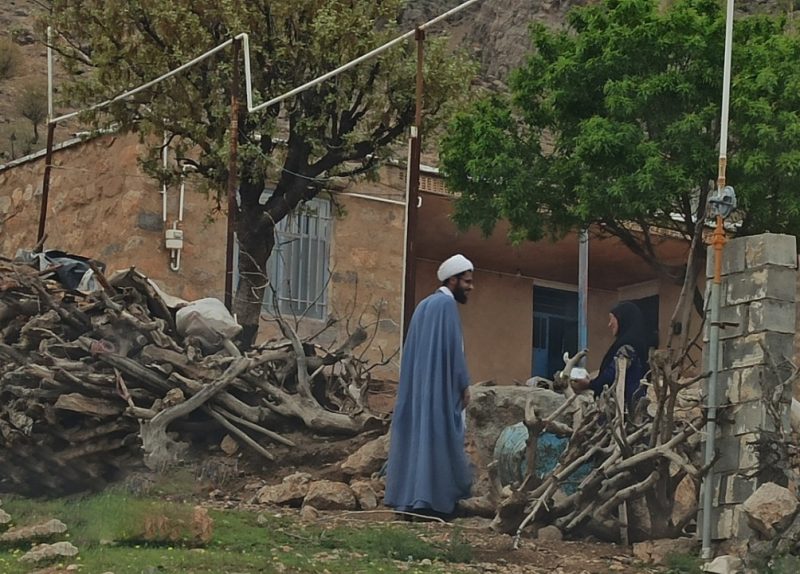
[446,301,470,394]
[589,360,616,397]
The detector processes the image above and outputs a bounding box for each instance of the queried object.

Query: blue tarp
[493,422,594,495]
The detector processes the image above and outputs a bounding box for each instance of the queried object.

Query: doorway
[532,286,578,378]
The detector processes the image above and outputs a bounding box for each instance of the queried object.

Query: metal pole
[701,216,726,559]
[224,38,241,312]
[401,28,425,341]
[36,122,57,249]
[47,27,53,119]
[578,230,589,361]
[701,0,735,560]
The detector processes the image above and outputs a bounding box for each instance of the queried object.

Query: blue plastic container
[493,422,593,495]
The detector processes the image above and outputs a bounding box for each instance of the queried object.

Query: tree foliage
[441,0,800,279]
[17,82,48,143]
[43,0,475,341]
[0,37,23,81]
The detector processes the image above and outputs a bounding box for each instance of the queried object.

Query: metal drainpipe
[578,229,589,363]
[701,215,726,559]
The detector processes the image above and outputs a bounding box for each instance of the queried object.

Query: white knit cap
[437,254,473,282]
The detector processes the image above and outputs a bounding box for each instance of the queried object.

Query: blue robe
[384,290,472,515]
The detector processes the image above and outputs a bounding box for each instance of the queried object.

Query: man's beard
[453,285,468,304]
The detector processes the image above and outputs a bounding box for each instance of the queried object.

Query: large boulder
[303,480,357,511]
[256,472,312,507]
[19,541,79,563]
[341,434,389,477]
[0,519,67,542]
[742,482,799,539]
[350,480,379,510]
[703,555,744,574]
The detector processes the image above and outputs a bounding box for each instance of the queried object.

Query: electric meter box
[165,228,184,250]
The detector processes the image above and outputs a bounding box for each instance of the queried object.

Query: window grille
[264,197,331,320]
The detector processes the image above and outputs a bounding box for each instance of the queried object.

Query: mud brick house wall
[4,134,796,387]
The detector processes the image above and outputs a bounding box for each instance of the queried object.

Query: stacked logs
[491,350,710,544]
[0,257,386,497]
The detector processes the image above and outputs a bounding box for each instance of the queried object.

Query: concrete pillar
[700,233,797,541]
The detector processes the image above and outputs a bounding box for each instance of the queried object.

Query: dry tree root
[494,349,709,544]
[0,259,388,496]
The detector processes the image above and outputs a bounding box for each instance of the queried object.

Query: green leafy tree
[441,0,800,340]
[17,82,48,143]
[45,0,475,343]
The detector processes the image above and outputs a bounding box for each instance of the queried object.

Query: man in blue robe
[384,254,474,519]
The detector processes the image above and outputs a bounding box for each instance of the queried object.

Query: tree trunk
[230,134,323,347]
[233,207,274,348]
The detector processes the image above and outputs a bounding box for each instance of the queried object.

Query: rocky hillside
[404,0,590,80]
[0,0,785,163]
[0,0,49,161]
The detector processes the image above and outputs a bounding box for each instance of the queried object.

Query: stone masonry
[701,233,797,541]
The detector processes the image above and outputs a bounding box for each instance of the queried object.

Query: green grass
[664,553,703,574]
[0,490,471,573]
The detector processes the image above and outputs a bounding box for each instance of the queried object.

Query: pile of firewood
[490,350,710,544]
[0,257,386,497]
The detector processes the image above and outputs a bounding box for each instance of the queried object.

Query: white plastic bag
[175,298,241,350]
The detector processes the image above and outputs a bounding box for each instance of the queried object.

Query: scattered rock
[220,435,239,456]
[703,554,744,574]
[256,513,271,525]
[350,480,379,510]
[420,558,432,566]
[0,508,11,525]
[19,541,79,563]
[742,482,799,538]
[300,505,320,521]
[0,518,67,542]
[672,475,699,527]
[66,564,80,571]
[257,472,313,507]
[341,434,390,476]
[303,480,357,511]
[12,28,36,46]
[537,525,563,542]
[632,538,699,565]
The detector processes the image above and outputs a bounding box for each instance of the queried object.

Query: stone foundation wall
[701,233,797,540]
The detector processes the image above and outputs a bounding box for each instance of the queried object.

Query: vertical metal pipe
[701,0,735,559]
[47,27,53,119]
[36,122,57,248]
[701,216,726,559]
[225,38,241,312]
[161,132,169,223]
[578,230,589,361]
[401,28,425,341]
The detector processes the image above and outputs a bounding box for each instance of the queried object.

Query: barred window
[264,197,331,320]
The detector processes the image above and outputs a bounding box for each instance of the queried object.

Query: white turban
[437,254,473,282]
